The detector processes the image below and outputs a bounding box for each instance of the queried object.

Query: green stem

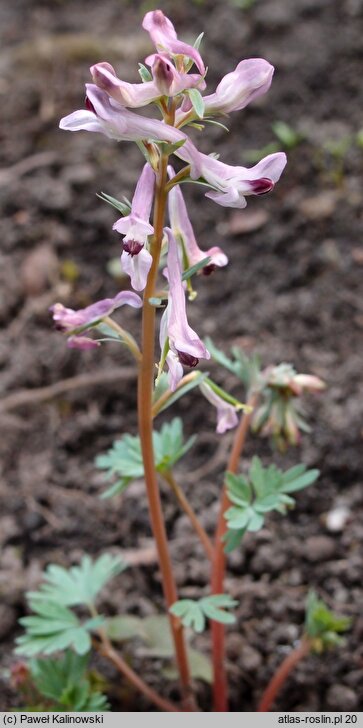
[163,471,214,560]
[137,152,196,711]
[210,393,258,712]
[103,316,141,362]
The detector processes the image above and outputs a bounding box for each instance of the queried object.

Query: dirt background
[0,0,362,712]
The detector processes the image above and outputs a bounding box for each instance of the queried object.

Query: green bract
[96,418,196,498]
[170,595,238,634]
[224,457,319,552]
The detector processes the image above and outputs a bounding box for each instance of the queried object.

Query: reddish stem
[137,153,196,711]
[210,394,258,712]
[257,638,311,712]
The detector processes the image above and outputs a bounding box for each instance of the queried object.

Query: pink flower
[199,381,239,434]
[160,229,210,390]
[59,84,187,146]
[178,142,287,208]
[168,166,228,274]
[142,10,205,74]
[113,164,155,291]
[202,59,274,115]
[90,60,205,107]
[50,291,142,350]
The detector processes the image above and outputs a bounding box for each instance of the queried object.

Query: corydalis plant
[26,8,333,713]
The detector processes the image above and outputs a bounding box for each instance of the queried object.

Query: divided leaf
[224,457,319,552]
[25,554,126,608]
[16,555,126,657]
[28,651,109,711]
[16,602,101,656]
[96,419,196,498]
[170,595,238,634]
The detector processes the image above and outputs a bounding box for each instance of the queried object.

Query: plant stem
[94,635,180,712]
[257,638,311,712]
[210,393,258,712]
[152,372,199,418]
[163,471,214,560]
[103,316,142,362]
[137,153,196,711]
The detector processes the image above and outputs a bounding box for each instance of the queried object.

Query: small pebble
[325,506,350,532]
[305,535,336,562]
[325,684,358,710]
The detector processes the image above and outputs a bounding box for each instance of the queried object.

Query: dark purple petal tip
[177,350,199,368]
[123,240,144,257]
[250,177,274,195]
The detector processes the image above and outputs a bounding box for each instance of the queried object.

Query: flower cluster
[53,8,287,414]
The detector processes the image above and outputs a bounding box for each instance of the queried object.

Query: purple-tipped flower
[113,164,155,291]
[160,229,210,390]
[202,59,274,116]
[90,60,205,107]
[168,166,228,274]
[50,291,142,350]
[90,62,162,108]
[147,53,206,96]
[142,10,205,75]
[59,84,187,146]
[178,142,287,209]
[199,381,239,434]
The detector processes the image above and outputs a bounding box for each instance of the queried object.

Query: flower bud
[152,55,174,95]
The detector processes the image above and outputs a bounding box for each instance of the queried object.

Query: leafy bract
[224,457,319,552]
[305,591,351,653]
[187,89,205,119]
[96,418,196,498]
[28,651,109,711]
[170,595,238,634]
[96,191,131,216]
